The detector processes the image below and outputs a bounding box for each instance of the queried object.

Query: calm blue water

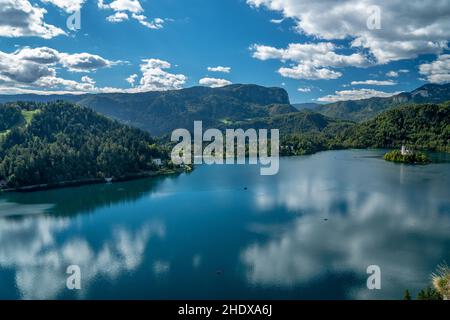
[0,150,449,300]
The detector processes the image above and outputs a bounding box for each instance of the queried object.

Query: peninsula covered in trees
[0,101,171,190]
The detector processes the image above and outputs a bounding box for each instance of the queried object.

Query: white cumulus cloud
[126,73,138,86]
[0,51,55,84]
[0,47,121,94]
[199,77,232,88]
[386,69,410,77]
[106,11,129,22]
[98,0,166,29]
[386,71,399,78]
[247,0,450,64]
[138,59,187,91]
[81,75,95,85]
[318,88,401,102]
[279,64,342,80]
[0,49,187,94]
[0,0,66,38]
[207,66,231,73]
[59,52,117,72]
[270,18,284,24]
[419,55,450,84]
[41,0,86,13]
[350,80,397,86]
[251,42,370,80]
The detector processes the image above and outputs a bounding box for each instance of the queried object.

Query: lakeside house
[153,158,162,166]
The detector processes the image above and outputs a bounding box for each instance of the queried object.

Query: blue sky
[0,0,449,103]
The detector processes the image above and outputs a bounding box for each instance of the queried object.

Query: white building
[401,145,411,156]
[153,158,162,166]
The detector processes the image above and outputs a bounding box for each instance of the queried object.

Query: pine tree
[403,289,412,300]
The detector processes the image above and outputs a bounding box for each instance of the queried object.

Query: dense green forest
[221,110,352,156]
[0,105,23,131]
[339,102,450,152]
[0,101,169,189]
[280,102,450,155]
[225,110,352,134]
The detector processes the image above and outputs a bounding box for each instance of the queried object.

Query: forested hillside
[225,110,353,135]
[315,83,450,122]
[0,85,295,136]
[340,102,450,152]
[0,101,168,189]
[282,102,450,155]
[1,83,449,136]
[0,105,23,131]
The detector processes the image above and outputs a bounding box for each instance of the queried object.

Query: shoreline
[1,148,448,193]
[0,168,185,193]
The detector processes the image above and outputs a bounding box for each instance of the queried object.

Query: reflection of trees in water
[429,152,450,164]
[1,175,180,218]
[0,173,177,299]
[0,175,174,299]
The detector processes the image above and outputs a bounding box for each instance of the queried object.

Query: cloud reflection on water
[242,153,450,299]
[0,207,164,299]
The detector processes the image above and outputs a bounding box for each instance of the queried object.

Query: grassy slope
[21,109,41,125]
[0,110,41,139]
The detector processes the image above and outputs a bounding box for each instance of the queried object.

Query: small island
[384,146,430,164]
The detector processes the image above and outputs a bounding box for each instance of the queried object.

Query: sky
[0,0,449,103]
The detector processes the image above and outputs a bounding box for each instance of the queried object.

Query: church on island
[401,145,412,156]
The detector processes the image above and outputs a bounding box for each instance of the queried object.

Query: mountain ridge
[0,84,293,136]
[315,83,450,121]
[1,83,449,135]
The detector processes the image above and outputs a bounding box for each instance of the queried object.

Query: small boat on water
[105,177,113,183]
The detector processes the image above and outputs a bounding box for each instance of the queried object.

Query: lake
[1,149,449,300]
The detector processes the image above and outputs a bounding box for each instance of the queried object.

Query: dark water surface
[1,150,449,299]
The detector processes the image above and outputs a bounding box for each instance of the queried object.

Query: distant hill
[292,103,322,111]
[340,102,450,152]
[0,93,83,104]
[0,101,168,189]
[316,83,450,122]
[280,102,450,156]
[225,110,352,135]
[0,85,295,136]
